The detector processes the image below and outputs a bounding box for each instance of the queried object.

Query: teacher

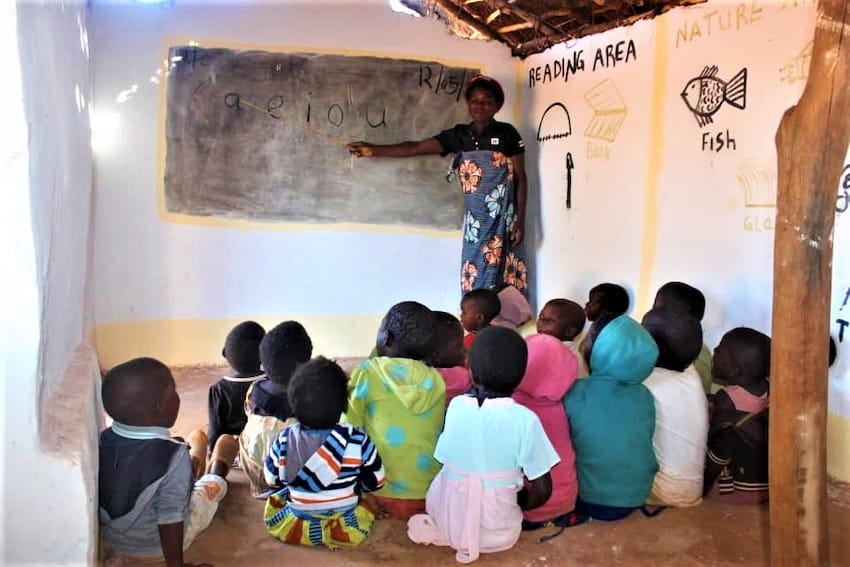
[347,76,529,296]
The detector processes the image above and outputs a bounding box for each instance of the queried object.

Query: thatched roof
[400,0,706,58]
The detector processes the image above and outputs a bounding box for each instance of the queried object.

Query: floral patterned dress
[437,120,528,296]
[455,149,528,295]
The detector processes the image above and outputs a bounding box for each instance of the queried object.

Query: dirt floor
[160,364,850,567]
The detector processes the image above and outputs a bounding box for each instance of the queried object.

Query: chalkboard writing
[164,47,480,228]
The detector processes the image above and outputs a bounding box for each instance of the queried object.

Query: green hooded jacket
[343,356,446,500]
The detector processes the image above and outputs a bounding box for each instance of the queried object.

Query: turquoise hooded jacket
[564,315,660,508]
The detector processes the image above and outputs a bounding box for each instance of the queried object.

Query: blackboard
[163,46,480,229]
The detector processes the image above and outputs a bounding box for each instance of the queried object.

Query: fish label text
[702,130,737,152]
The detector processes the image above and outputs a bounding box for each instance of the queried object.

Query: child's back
[641,307,708,507]
[208,321,265,452]
[239,321,312,497]
[705,328,770,504]
[343,302,446,518]
[653,281,714,393]
[564,314,659,519]
[263,357,385,549]
[99,358,237,564]
[512,333,579,524]
[408,326,559,563]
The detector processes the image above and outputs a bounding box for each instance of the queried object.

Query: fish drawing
[681,66,747,127]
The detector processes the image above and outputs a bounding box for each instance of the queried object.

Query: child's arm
[358,433,386,493]
[704,429,733,495]
[341,369,368,428]
[517,413,560,510]
[158,522,212,567]
[154,452,206,567]
[158,522,187,567]
[263,427,289,489]
[518,472,552,511]
[207,384,228,454]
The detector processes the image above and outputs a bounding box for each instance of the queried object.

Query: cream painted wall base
[828,412,850,482]
[95,314,385,369]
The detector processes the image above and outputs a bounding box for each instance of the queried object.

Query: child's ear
[221,347,226,358]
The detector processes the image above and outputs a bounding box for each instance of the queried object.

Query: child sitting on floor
[239,321,312,498]
[641,307,708,508]
[564,313,659,521]
[574,282,630,356]
[653,281,715,393]
[513,333,583,533]
[344,301,446,519]
[207,320,265,454]
[536,298,588,377]
[427,311,472,406]
[705,327,770,504]
[460,288,501,350]
[408,326,560,563]
[99,357,237,565]
[263,357,385,549]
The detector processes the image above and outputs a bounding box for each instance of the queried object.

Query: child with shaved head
[704,328,770,503]
[536,298,588,377]
[99,357,237,566]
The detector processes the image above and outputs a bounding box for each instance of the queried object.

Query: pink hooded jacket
[437,366,473,408]
[512,334,579,522]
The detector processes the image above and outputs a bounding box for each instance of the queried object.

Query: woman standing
[347,76,529,295]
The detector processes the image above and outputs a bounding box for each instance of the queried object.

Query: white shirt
[643,365,708,507]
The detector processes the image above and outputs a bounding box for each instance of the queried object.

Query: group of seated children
[99,279,794,565]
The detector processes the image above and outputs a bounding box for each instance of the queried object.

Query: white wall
[520,0,850,477]
[1,1,99,563]
[89,0,517,366]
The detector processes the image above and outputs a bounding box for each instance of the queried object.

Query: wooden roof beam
[433,0,495,39]
[485,0,564,36]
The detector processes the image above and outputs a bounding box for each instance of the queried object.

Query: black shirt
[434,120,525,157]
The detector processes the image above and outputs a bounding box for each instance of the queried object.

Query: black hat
[465,75,504,111]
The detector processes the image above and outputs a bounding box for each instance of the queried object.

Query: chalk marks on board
[164,47,479,228]
[837,164,849,214]
[583,79,627,143]
[779,40,813,85]
[681,66,747,128]
[536,102,572,142]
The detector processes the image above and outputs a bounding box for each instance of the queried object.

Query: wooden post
[770,0,850,565]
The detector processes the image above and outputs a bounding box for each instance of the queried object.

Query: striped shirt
[263,422,384,513]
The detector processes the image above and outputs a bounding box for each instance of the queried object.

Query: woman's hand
[346,142,374,157]
[511,221,525,247]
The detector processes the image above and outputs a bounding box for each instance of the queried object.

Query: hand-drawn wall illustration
[838,163,849,214]
[739,161,777,208]
[583,79,628,142]
[536,102,572,142]
[739,160,776,233]
[681,66,747,127]
[779,40,812,84]
[566,152,574,209]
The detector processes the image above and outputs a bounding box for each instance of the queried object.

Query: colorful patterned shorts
[264,492,375,550]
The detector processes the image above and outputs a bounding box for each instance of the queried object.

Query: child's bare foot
[363,493,390,519]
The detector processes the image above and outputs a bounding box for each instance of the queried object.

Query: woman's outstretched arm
[347,137,442,158]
